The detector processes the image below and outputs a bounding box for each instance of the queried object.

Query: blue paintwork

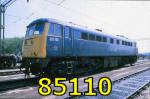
[46,36,63,57]
[29,18,138,58]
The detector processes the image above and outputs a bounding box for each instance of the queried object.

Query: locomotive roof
[28,18,136,42]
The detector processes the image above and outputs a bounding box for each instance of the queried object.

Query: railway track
[0,60,147,82]
[0,77,38,92]
[0,60,147,76]
[70,69,150,99]
[0,59,146,77]
[132,59,149,66]
[0,60,149,98]
[0,69,24,76]
[42,61,150,99]
[133,84,150,99]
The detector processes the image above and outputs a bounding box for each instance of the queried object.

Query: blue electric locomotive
[22,18,138,76]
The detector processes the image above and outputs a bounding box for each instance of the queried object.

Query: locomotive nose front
[22,22,48,58]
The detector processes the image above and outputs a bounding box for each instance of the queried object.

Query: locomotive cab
[22,22,48,58]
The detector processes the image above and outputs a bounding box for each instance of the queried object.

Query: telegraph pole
[0,0,29,68]
[0,0,2,55]
[0,0,29,55]
[0,2,5,55]
[0,0,17,55]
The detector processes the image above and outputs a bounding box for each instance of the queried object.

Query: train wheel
[0,60,5,69]
[30,63,41,76]
[6,60,13,68]
[3,59,8,68]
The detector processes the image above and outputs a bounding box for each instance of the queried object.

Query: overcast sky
[3,0,150,53]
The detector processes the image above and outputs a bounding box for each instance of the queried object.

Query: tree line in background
[4,37,23,54]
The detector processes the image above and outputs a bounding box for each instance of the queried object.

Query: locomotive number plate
[38,77,112,96]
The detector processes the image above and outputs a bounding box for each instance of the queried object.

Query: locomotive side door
[63,26,73,56]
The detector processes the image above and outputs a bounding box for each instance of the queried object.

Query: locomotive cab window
[26,25,35,37]
[34,22,45,35]
[26,22,45,37]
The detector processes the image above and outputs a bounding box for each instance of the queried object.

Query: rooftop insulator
[96,29,102,32]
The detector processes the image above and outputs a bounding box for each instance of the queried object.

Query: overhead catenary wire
[5,0,143,44]
[135,38,150,41]
[6,0,123,32]
[6,0,106,28]
[5,0,48,24]
[57,0,66,6]
[5,0,150,40]
[0,0,18,54]
[44,0,127,33]
[44,0,105,28]
[6,0,64,24]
